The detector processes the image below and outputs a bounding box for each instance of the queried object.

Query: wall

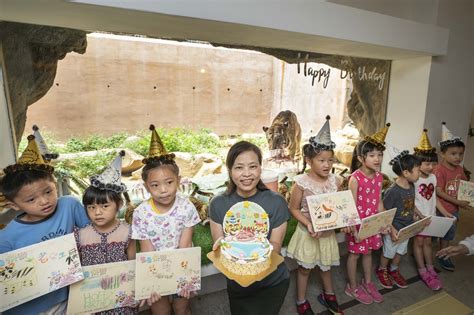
[331,0,474,173]
[25,34,352,140]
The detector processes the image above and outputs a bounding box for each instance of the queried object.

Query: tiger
[263,110,302,162]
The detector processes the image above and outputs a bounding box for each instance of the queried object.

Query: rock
[0,22,87,144]
[334,143,355,167]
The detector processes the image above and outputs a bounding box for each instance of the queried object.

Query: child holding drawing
[75,151,138,314]
[345,124,390,305]
[0,135,89,315]
[286,116,344,315]
[412,129,453,291]
[376,149,426,290]
[131,125,200,315]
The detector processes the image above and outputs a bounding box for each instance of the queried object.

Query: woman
[209,141,291,315]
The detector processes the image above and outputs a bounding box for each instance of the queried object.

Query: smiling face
[144,166,179,212]
[230,150,262,198]
[10,179,58,222]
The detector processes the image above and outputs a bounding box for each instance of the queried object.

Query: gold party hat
[142,124,175,164]
[3,135,54,174]
[414,129,435,154]
[364,123,390,149]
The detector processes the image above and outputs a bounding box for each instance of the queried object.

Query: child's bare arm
[436,187,470,207]
[436,198,455,219]
[139,239,155,252]
[127,239,137,260]
[178,227,194,248]
[288,184,311,228]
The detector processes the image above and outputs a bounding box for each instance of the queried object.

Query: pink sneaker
[345,283,373,305]
[363,279,384,303]
[419,269,441,291]
[427,267,443,290]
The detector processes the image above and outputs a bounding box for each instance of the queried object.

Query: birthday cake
[219,201,273,276]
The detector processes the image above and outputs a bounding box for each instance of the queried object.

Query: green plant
[55,151,117,179]
[64,133,128,153]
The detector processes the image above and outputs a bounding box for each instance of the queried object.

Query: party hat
[386,143,409,166]
[439,122,463,148]
[142,124,175,164]
[364,123,390,150]
[90,150,127,193]
[309,115,336,150]
[3,135,54,174]
[414,129,435,154]
[32,125,59,161]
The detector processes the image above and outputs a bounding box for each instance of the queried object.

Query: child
[75,151,138,314]
[345,123,390,305]
[412,129,453,290]
[286,116,344,315]
[376,149,425,289]
[0,135,89,314]
[434,122,470,271]
[209,141,290,315]
[131,125,200,315]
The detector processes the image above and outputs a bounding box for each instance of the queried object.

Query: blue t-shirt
[0,195,89,314]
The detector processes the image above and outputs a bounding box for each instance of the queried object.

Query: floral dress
[75,221,138,315]
[346,169,383,254]
[286,173,340,271]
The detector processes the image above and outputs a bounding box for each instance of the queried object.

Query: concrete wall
[331,0,474,173]
[24,34,352,140]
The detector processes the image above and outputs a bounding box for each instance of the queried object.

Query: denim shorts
[436,211,459,241]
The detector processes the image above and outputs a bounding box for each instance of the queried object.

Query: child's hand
[445,213,457,223]
[340,227,351,234]
[178,288,196,299]
[306,223,318,238]
[458,200,471,208]
[212,236,223,251]
[423,217,431,227]
[380,225,391,235]
[139,292,161,307]
[390,228,399,242]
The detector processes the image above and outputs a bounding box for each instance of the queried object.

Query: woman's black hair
[300,143,334,174]
[0,169,55,201]
[141,158,180,182]
[225,141,268,195]
[391,154,421,176]
[82,186,123,209]
[350,140,384,173]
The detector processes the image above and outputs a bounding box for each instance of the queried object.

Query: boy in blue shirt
[0,135,89,314]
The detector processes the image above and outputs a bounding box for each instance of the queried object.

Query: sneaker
[375,267,393,289]
[317,292,344,314]
[362,280,384,303]
[388,268,408,288]
[427,266,443,289]
[344,283,373,305]
[296,300,315,315]
[419,269,442,291]
[438,257,455,271]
